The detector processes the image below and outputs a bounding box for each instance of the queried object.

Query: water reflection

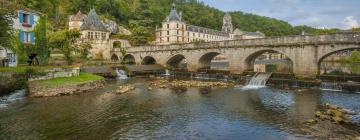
[320,62,360,75]
[0,78,359,139]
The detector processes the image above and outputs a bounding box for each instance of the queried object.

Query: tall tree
[48,29,82,65]
[0,0,16,48]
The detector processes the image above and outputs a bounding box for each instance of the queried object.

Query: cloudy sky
[201,0,360,29]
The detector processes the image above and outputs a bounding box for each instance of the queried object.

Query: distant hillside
[11,0,342,45]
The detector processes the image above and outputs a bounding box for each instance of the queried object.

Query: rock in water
[116,84,135,94]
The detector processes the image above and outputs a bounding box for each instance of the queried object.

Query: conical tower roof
[80,9,108,32]
[70,11,87,21]
[166,3,182,22]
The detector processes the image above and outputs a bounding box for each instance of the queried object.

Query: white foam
[116,69,128,80]
[0,90,26,108]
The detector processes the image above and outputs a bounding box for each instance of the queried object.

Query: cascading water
[243,73,272,89]
[164,69,171,76]
[0,90,26,108]
[320,82,343,91]
[116,69,128,80]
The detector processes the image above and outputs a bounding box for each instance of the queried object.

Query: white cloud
[342,16,359,29]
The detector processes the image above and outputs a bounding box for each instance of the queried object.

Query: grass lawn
[31,72,104,87]
[0,66,77,74]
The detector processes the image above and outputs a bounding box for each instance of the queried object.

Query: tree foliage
[349,50,360,63]
[48,29,82,65]
[15,0,348,46]
[0,1,16,48]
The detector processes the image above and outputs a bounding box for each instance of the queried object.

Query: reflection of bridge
[115,33,360,77]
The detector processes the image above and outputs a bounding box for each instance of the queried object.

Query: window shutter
[19,31,24,43]
[30,32,35,44]
[19,12,23,23]
[29,14,35,26]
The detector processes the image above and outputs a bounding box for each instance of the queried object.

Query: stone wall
[125,33,360,78]
[28,67,80,81]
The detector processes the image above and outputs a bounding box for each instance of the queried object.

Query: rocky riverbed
[303,103,360,139]
[149,77,233,89]
[28,80,105,97]
[116,84,136,94]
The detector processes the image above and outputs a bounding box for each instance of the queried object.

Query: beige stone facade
[68,9,131,60]
[155,4,265,45]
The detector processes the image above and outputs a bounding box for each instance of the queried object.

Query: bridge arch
[198,52,223,70]
[123,54,136,65]
[142,56,157,65]
[166,54,187,69]
[111,54,120,61]
[244,49,293,73]
[317,47,360,75]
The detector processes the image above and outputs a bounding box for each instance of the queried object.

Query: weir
[320,82,343,91]
[247,72,273,87]
[116,69,128,79]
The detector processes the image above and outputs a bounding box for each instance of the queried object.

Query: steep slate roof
[69,11,87,21]
[80,9,108,32]
[165,3,182,22]
[232,28,265,36]
[187,25,229,36]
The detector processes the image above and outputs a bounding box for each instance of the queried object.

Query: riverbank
[28,72,105,97]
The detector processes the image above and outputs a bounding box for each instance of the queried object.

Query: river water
[0,78,359,139]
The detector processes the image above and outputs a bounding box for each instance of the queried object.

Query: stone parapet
[127,33,360,53]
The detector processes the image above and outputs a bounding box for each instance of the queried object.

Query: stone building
[155,4,265,45]
[68,9,131,60]
[0,9,41,67]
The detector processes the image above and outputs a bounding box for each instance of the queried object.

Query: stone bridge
[115,33,360,77]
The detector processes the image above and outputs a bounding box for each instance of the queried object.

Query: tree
[48,29,82,65]
[33,16,49,64]
[78,42,92,60]
[0,1,16,48]
[349,50,360,63]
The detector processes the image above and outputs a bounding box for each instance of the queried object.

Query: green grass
[31,72,104,87]
[0,66,77,73]
[0,67,30,73]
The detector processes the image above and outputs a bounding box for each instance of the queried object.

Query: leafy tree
[33,16,50,63]
[17,0,350,46]
[48,29,82,65]
[352,28,360,32]
[0,1,16,48]
[78,42,92,60]
[349,50,360,63]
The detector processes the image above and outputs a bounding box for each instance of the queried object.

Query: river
[0,78,359,139]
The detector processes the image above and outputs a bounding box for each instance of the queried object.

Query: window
[87,32,91,39]
[23,13,29,24]
[24,32,29,42]
[167,37,169,42]
[177,24,179,28]
[182,25,184,29]
[167,31,170,35]
[90,32,94,39]
[160,32,162,37]
[101,33,106,40]
[167,24,169,29]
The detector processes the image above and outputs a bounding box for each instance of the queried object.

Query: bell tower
[222,13,233,33]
